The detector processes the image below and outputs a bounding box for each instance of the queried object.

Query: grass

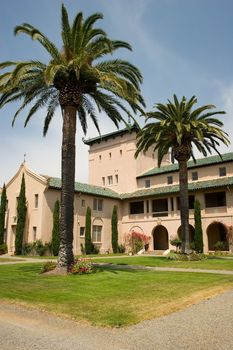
[0,263,232,327]
[91,256,233,271]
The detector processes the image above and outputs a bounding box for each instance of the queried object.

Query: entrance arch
[177,225,195,243]
[153,225,169,250]
[207,222,229,251]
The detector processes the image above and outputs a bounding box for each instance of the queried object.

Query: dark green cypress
[85,206,92,254]
[15,174,27,255]
[0,184,7,244]
[52,200,60,256]
[111,205,118,253]
[194,199,204,253]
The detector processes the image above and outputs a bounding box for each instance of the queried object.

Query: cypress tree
[85,206,92,254]
[15,174,27,255]
[52,200,60,256]
[194,199,204,253]
[111,205,118,253]
[0,184,7,244]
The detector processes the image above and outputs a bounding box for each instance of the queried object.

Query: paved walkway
[0,290,233,350]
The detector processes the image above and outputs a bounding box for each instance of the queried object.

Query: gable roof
[121,176,233,200]
[83,125,139,146]
[48,177,120,199]
[137,152,233,178]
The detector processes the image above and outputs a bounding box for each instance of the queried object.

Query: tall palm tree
[135,95,229,254]
[0,5,145,270]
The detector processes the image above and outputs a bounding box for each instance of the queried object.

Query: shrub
[69,257,95,275]
[85,207,92,254]
[170,238,182,252]
[213,241,227,251]
[125,231,151,254]
[80,243,85,255]
[15,174,27,255]
[111,205,118,253]
[117,244,126,253]
[166,252,206,261]
[22,240,51,256]
[40,261,57,274]
[0,184,7,245]
[194,200,204,253]
[0,243,8,255]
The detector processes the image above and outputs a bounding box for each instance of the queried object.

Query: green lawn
[0,263,232,327]
[92,256,233,271]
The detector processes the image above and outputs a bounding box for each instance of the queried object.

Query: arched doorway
[207,222,229,251]
[177,225,195,244]
[153,225,169,250]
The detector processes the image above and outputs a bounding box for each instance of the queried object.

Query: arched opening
[207,222,229,251]
[177,225,195,244]
[153,225,169,250]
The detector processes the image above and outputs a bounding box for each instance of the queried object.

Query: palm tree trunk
[57,106,76,270]
[178,160,190,254]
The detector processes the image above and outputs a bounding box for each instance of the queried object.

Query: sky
[1,0,233,185]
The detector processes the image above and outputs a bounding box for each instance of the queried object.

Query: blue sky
[1,0,233,185]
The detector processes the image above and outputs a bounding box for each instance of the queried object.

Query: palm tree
[135,95,229,254]
[0,5,145,270]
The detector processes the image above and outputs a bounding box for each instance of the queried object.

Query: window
[192,171,198,181]
[120,149,122,156]
[219,167,226,177]
[33,226,37,241]
[102,177,105,186]
[171,197,174,211]
[115,174,118,184]
[107,176,113,185]
[145,179,151,188]
[93,198,103,211]
[92,225,102,242]
[152,199,168,217]
[205,191,226,208]
[80,227,85,237]
[167,176,173,185]
[176,196,195,210]
[109,152,112,159]
[99,155,101,161]
[81,199,85,207]
[130,201,144,214]
[34,194,39,208]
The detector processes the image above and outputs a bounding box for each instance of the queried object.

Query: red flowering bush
[125,231,151,254]
[69,257,95,275]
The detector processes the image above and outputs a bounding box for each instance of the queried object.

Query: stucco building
[3,126,233,254]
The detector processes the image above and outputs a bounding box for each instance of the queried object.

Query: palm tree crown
[136,95,229,165]
[0,4,145,134]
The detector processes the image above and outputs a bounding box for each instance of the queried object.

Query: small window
[130,201,144,214]
[102,177,105,186]
[108,176,113,185]
[81,199,85,207]
[99,155,101,161]
[92,225,102,243]
[80,227,85,237]
[192,171,198,181]
[109,152,112,159]
[115,174,118,184]
[33,226,37,241]
[34,194,39,208]
[145,179,151,188]
[152,198,168,216]
[167,176,173,185]
[93,198,103,211]
[219,167,226,177]
[120,150,122,156]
